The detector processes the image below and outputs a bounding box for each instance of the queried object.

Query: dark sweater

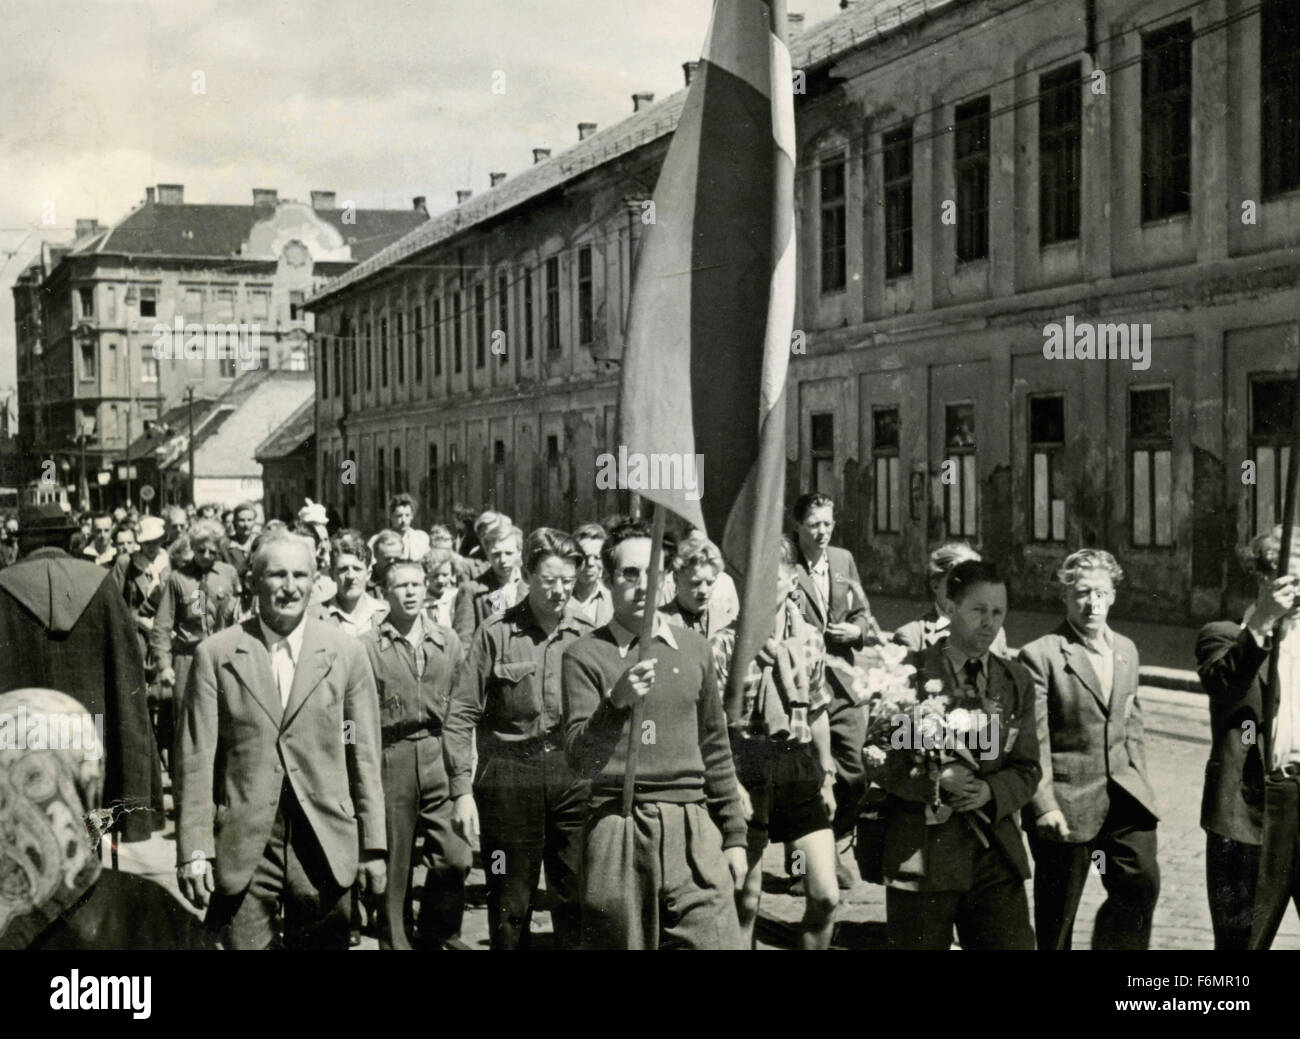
[562,623,746,848]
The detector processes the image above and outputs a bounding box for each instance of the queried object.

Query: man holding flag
[564,0,798,947]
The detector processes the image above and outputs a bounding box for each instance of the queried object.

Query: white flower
[947,708,974,735]
[924,678,944,694]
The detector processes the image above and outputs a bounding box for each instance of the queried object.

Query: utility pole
[186,386,196,506]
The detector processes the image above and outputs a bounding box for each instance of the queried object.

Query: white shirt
[808,553,830,613]
[327,593,388,638]
[259,616,307,709]
[367,528,431,563]
[1069,621,1115,706]
[608,614,679,660]
[1245,605,1300,768]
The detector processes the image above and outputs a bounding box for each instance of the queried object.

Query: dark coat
[25,871,215,951]
[792,544,870,701]
[1195,621,1266,845]
[0,548,161,841]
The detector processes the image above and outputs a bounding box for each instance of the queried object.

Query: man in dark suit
[875,560,1040,949]
[174,531,387,949]
[1195,539,1269,950]
[790,492,878,884]
[1019,549,1160,950]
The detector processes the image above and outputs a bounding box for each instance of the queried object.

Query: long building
[308,0,1300,624]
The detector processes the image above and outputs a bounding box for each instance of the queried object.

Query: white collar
[609,613,679,653]
[259,615,307,660]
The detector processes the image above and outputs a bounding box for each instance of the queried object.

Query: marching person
[1194,531,1274,950]
[568,522,613,627]
[562,518,747,949]
[1019,549,1160,951]
[111,514,170,662]
[711,536,838,949]
[222,502,259,581]
[790,491,878,886]
[875,559,1040,950]
[893,541,1009,656]
[446,528,593,949]
[659,531,732,637]
[453,522,527,642]
[359,558,471,949]
[163,505,189,548]
[174,531,387,949]
[81,512,116,566]
[368,493,431,562]
[368,530,405,597]
[423,547,459,629]
[321,529,388,636]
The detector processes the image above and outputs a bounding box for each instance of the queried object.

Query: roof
[124,396,223,459]
[74,201,427,263]
[308,0,953,306]
[254,396,315,462]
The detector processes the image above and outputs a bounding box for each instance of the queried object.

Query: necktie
[963,658,983,697]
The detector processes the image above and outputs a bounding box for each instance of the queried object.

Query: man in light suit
[1019,549,1160,950]
[174,531,387,950]
[791,492,879,883]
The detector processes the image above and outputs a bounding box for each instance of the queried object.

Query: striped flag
[618,0,795,723]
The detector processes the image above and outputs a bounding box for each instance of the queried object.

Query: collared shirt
[659,598,720,638]
[259,615,307,708]
[569,582,614,628]
[444,598,593,797]
[426,587,457,630]
[808,553,830,613]
[361,613,462,742]
[324,593,388,638]
[1068,621,1115,705]
[1245,605,1300,769]
[941,642,992,699]
[608,613,680,659]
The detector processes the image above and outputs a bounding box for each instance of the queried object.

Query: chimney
[456,189,473,204]
[787,12,805,36]
[489,172,507,187]
[75,218,99,239]
[156,183,184,205]
[412,196,428,214]
[532,147,551,164]
[252,188,277,207]
[683,61,700,86]
[578,121,598,140]
[310,190,337,210]
[145,187,155,204]
[632,91,655,112]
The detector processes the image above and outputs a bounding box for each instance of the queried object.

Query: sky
[0,0,845,413]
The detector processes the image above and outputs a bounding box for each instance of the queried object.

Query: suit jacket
[110,551,169,668]
[874,643,1040,891]
[792,545,870,701]
[1018,622,1158,843]
[1194,621,1265,845]
[174,615,386,894]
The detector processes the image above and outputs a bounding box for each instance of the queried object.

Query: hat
[17,503,76,534]
[298,498,328,527]
[137,516,166,543]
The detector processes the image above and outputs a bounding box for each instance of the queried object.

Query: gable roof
[254,396,315,462]
[308,0,955,306]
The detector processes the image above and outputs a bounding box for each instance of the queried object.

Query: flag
[618,0,795,723]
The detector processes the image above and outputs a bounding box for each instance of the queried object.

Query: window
[219,353,237,378]
[1250,379,1300,535]
[819,153,847,293]
[1130,387,1173,546]
[493,439,506,465]
[578,247,594,342]
[872,407,901,533]
[545,257,560,353]
[525,268,535,360]
[78,286,95,318]
[954,96,990,262]
[453,292,463,373]
[433,297,443,377]
[184,288,202,318]
[213,289,233,320]
[1262,0,1300,198]
[141,356,158,383]
[1039,63,1082,245]
[396,313,405,382]
[332,340,342,397]
[497,275,509,362]
[393,446,403,494]
[345,318,357,395]
[944,403,977,537]
[1029,395,1067,542]
[140,287,158,318]
[883,125,913,278]
[377,447,387,509]
[320,338,328,394]
[475,283,486,368]
[413,306,423,382]
[428,443,439,511]
[289,291,305,321]
[546,434,560,463]
[79,340,96,380]
[1141,21,1192,221]
[810,412,835,493]
[365,322,373,390]
[251,290,269,320]
[380,317,389,388]
[105,286,117,323]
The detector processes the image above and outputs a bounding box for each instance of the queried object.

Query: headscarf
[0,688,108,949]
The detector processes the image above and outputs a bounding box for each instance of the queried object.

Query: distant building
[255,397,316,523]
[14,185,427,509]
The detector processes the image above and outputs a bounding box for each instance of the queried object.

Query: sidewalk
[869,594,1204,693]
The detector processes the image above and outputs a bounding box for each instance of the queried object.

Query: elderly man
[164,506,189,548]
[174,531,387,949]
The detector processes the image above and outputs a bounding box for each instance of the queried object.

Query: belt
[486,734,562,758]
[382,726,440,746]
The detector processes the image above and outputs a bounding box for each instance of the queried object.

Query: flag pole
[621,506,667,816]
[1262,352,1300,774]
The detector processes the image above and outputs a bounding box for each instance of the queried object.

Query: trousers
[381,734,471,950]
[204,784,350,950]
[1250,773,1300,949]
[827,688,867,838]
[580,800,744,950]
[1206,831,1259,951]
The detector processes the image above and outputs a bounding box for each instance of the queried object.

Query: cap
[137,516,166,543]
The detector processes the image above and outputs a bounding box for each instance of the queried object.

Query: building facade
[14,186,427,509]
[310,0,1300,623]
